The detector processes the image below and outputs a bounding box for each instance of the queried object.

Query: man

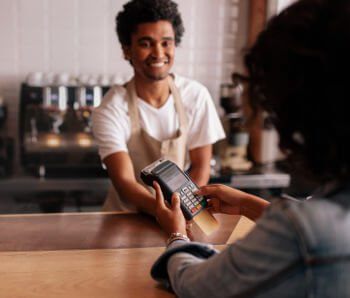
[92,0,225,215]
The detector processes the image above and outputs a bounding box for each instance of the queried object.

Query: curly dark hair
[243,0,350,183]
[116,0,184,46]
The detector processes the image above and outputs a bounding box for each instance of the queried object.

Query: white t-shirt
[92,74,225,161]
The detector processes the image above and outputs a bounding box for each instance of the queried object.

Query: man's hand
[153,181,187,237]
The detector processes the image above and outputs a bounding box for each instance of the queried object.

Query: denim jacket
[151,186,350,297]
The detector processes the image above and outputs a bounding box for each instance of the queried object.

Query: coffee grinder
[219,76,252,172]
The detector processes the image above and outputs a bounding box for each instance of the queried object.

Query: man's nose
[151,43,165,58]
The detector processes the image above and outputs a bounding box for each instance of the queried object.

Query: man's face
[123,20,176,82]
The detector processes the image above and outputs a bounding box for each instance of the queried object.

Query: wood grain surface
[0,246,227,298]
[0,247,176,298]
[0,212,241,251]
[0,211,246,298]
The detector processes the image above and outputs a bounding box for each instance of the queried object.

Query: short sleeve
[186,86,225,150]
[91,87,130,161]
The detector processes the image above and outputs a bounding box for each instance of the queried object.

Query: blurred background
[0,0,297,214]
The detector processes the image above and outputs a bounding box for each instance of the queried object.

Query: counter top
[0,211,240,251]
[0,247,176,298]
[0,211,252,298]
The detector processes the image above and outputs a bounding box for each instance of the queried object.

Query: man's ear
[122,46,131,61]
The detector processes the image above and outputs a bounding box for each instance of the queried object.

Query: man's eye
[162,41,173,47]
[140,41,151,47]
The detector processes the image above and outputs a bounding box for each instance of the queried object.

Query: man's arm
[188,144,212,186]
[103,152,156,216]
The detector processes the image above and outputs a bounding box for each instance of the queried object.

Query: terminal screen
[167,173,188,191]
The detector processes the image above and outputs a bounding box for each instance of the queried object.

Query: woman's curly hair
[116,0,184,46]
[243,0,350,183]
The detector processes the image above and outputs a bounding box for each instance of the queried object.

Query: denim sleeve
[164,203,303,298]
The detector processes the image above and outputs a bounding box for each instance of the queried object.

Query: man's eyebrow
[137,36,175,42]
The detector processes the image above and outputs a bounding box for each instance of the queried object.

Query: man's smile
[148,61,169,68]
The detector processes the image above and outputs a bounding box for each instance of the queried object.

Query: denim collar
[311,180,350,208]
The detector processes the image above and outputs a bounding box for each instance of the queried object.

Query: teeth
[150,62,165,68]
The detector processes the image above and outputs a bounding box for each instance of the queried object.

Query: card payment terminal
[140,159,208,220]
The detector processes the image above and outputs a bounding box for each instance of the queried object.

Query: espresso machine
[0,96,14,177]
[218,77,252,173]
[75,77,102,133]
[19,73,109,177]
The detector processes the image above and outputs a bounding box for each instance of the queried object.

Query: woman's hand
[196,184,269,221]
[153,181,187,237]
[196,184,242,215]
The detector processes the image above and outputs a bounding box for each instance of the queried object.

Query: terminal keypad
[179,183,206,214]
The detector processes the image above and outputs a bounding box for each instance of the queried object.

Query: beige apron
[103,75,188,211]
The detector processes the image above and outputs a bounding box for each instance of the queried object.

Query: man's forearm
[104,152,157,216]
[114,180,156,216]
[188,144,212,187]
[189,165,210,187]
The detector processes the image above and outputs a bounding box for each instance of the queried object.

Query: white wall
[0,0,248,170]
[267,0,298,18]
[277,0,298,12]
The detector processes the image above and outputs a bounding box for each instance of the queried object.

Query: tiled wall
[0,0,248,171]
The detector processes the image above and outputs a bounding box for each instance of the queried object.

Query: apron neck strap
[125,78,141,134]
[126,75,188,134]
[167,75,188,131]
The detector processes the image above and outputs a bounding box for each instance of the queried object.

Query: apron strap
[168,75,188,132]
[126,75,188,136]
[125,78,142,135]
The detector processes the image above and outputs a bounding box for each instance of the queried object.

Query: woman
[151,0,350,297]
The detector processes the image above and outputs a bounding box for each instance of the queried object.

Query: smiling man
[92,0,225,214]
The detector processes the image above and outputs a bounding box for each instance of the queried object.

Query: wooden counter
[0,212,240,251]
[0,212,253,298]
[0,247,177,298]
